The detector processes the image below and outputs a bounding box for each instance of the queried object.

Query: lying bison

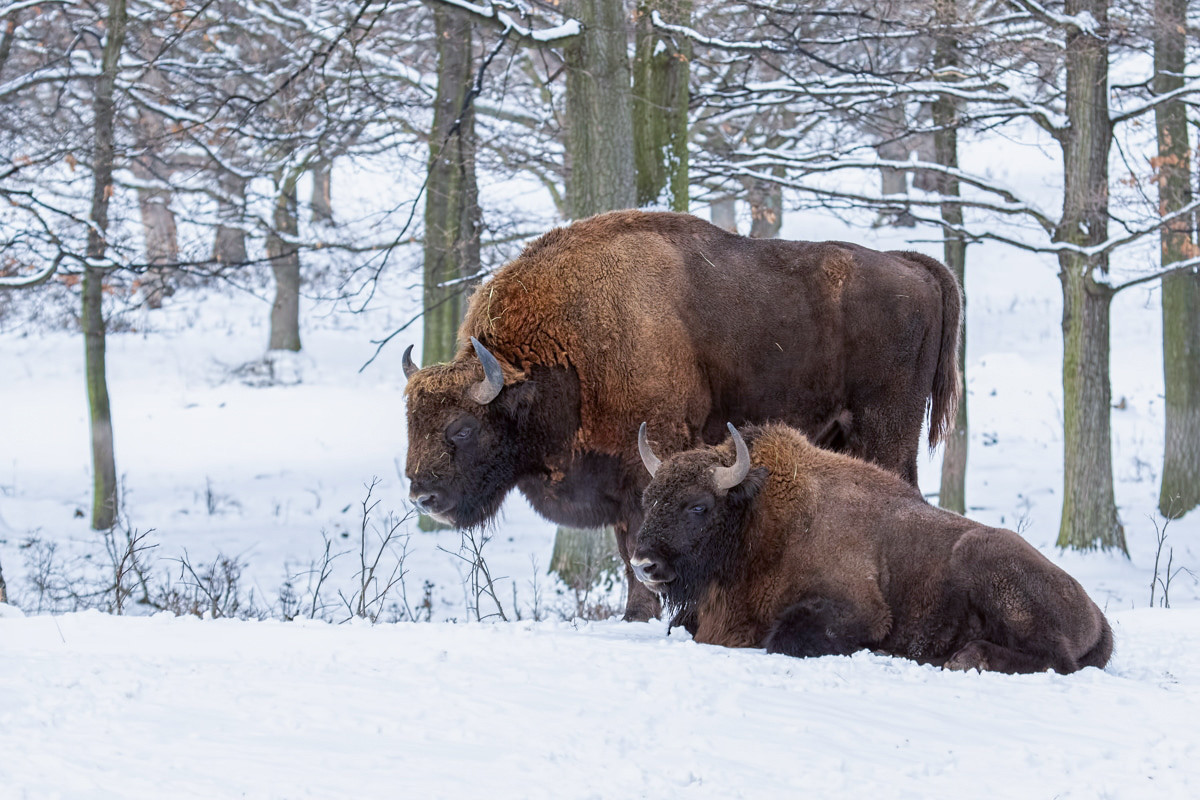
[632,422,1113,674]
[403,210,961,620]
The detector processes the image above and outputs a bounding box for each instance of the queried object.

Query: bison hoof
[945,641,990,673]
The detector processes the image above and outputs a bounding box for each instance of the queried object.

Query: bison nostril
[415,492,439,512]
[631,557,661,584]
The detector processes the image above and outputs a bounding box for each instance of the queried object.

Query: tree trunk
[213,171,248,267]
[933,0,968,514]
[559,0,638,614]
[563,0,636,218]
[632,0,690,211]
[711,196,737,233]
[84,0,127,531]
[419,6,482,533]
[1058,268,1124,550]
[1055,0,1124,552]
[132,60,178,309]
[132,160,178,309]
[1154,0,1200,518]
[422,5,480,368]
[311,159,333,224]
[747,172,783,238]
[267,170,302,352]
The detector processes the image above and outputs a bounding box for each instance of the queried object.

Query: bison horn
[467,336,504,405]
[638,422,661,478]
[402,345,419,380]
[713,423,750,492]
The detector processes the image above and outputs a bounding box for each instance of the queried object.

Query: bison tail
[900,251,963,450]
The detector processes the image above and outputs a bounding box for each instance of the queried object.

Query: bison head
[403,337,537,528]
[631,423,767,615]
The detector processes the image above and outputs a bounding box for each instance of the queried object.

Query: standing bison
[403,210,961,620]
[632,422,1113,674]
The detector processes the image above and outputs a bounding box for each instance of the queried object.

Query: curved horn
[402,345,419,380]
[638,422,661,478]
[467,336,504,405]
[713,423,750,492]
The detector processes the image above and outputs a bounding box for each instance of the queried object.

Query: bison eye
[445,418,478,444]
[688,503,708,515]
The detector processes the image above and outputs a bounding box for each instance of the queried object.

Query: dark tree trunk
[933,0,968,514]
[563,0,636,218]
[419,6,482,532]
[632,0,690,211]
[84,0,127,531]
[1154,0,1200,518]
[559,0,641,617]
[267,170,302,352]
[422,5,480,368]
[1055,0,1125,552]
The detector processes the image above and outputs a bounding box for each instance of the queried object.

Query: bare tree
[82,0,129,531]
[1153,0,1200,518]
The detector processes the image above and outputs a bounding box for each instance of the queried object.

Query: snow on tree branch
[1007,0,1101,35]
[423,0,581,44]
[0,254,61,288]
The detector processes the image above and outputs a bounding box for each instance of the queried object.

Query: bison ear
[499,377,536,422]
[726,466,767,509]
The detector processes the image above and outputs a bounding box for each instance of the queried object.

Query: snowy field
[0,608,1198,798]
[3,163,1200,793]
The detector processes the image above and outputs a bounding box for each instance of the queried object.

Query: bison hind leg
[944,639,1081,675]
[765,596,869,659]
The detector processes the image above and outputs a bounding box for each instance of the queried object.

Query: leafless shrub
[525,556,544,622]
[19,511,156,614]
[1149,504,1197,609]
[440,525,508,622]
[278,532,339,621]
[154,551,266,619]
[335,478,416,623]
[101,522,156,615]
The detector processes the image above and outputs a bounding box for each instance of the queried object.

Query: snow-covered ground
[3,149,1200,794]
[1,608,1198,799]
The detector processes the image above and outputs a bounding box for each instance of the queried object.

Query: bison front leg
[764,596,874,658]
[614,518,662,622]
